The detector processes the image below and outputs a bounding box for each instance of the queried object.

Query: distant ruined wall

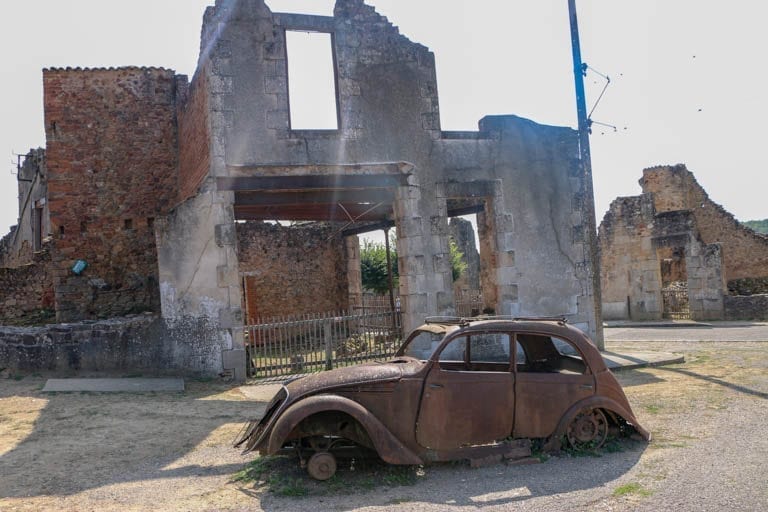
[0,149,49,269]
[642,164,768,281]
[237,222,349,322]
[43,68,179,322]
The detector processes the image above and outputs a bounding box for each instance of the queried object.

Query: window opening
[32,207,43,250]
[515,334,586,375]
[124,219,133,230]
[285,31,338,130]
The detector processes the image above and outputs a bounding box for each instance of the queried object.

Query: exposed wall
[725,295,768,320]
[0,247,55,326]
[237,222,350,321]
[600,167,730,321]
[642,164,768,280]
[43,67,179,322]
[177,71,211,203]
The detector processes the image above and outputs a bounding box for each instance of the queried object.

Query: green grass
[645,404,662,414]
[613,482,652,497]
[233,455,421,497]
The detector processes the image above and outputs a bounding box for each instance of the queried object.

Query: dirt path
[1,340,766,511]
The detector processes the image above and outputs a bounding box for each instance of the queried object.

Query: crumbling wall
[43,67,179,322]
[176,71,211,203]
[642,164,768,280]
[0,247,55,326]
[237,222,349,322]
[599,195,660,320]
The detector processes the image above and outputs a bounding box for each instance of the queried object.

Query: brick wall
[0,247,55,326]
[642,164,768,280]
[237,222,350,322]
[43,67,179,321]
[177,71,211,203]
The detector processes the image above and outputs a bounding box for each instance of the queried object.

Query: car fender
[266,394,424,465]
[550,395,652,443]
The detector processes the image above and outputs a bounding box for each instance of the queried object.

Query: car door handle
[429,383,444,389]
[580,384,593,390]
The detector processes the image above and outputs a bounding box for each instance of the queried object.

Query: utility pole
[568,0,604,349]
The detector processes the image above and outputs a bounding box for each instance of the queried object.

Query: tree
[742,219,768,234]
[360,236,466,294]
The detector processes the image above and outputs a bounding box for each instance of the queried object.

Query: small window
[285,31,338,130]
[124,219,133,230]
[147,217,155,229]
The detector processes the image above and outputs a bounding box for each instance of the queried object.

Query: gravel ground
[1,337,766,511]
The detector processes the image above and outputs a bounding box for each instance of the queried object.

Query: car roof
[415,316,598,350]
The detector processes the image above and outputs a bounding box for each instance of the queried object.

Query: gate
[661,287,690,320]
[245,309,402,378]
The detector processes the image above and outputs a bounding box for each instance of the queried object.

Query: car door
[416,331,514,451]
[513,333,595,438]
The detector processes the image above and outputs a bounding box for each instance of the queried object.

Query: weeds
[613,482,652,497]
[233,455,422,498]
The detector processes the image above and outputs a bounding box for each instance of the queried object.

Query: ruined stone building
[599,164,768,321]
[0,0,601,378]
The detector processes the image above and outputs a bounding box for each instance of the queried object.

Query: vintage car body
[235,317,650,480]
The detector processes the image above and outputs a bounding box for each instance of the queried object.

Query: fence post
[323,320,333,370]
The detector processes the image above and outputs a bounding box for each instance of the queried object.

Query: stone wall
[0,314,226,375]
[0,149,49,269]
[0,247,55,326]
[43,68,179,321]
[725,294,768,320]
[237,222,349,322]
[642,164,768,281]
[177,72,211,203]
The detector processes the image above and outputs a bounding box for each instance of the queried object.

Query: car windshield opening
[401,330,445,360]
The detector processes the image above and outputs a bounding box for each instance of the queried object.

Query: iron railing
[245,309,402,378]
[661,288,691,320]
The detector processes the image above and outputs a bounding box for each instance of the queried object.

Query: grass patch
[233,454,422,497]
[645,404,662,414]
[613,482,652,497]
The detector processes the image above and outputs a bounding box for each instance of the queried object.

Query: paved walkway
[604,321,768,343]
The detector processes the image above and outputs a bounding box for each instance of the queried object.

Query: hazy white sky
[1,0,766,238]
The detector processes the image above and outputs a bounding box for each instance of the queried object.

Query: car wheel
[566,408,608,450]
[307,451,337,481]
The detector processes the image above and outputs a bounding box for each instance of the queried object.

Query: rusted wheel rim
[567,409,608,449]
[307,451,337,481]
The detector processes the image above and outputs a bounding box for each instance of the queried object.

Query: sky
[1,0,767,239]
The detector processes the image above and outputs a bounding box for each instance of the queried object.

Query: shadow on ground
[0,375,264,500]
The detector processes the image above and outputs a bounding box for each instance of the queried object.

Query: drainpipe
[568,0,605,349]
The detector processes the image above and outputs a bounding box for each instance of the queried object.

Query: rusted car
[235,317,650,480]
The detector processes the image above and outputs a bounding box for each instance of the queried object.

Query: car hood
[285,358,422,401]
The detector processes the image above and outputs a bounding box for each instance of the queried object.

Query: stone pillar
[345,235,362,309]
[686,242,725,320]
[477,207,498,314]
[394,179,454,333]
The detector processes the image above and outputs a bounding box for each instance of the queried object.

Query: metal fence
[662,288,691,320]
[245,309,403,378]
[455,289,484,317]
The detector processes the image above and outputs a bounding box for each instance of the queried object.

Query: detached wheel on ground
[566,408,608,450]
[307,451,337,480]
